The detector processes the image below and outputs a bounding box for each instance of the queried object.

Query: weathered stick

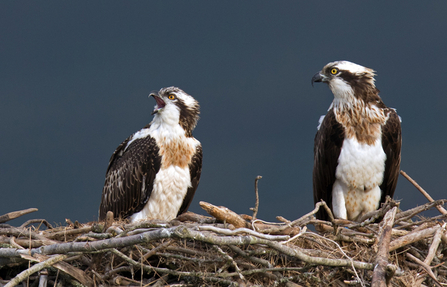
[389,226,439,252]
[414,223,446,286]
[46,226,92,240]
[394,199,446,223]
[400,170,447,215]
[176,211,215,223]
[0,227,58,246]
[424,224,445,265]
[19,253,94,287]
[371,206,397,287]
[103,211,114,232]
[0,208,38,224]
[406,253,442,287]
[19,219,53,229]
[250,175,262,221]
[260,201,332,235]
[38,269,48,287]
[213,245,244,279]
[4,254,67,287]
[199,201,249,228]
[198,225,290,241]
[2,225,374,271]
[355,196,398,226]
[111,248,237,285]
[228,245,272,268]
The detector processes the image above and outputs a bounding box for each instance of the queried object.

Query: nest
[1,171,447,287]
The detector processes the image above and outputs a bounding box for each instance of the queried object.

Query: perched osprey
[311,61,401,221]
[99,87,202,222]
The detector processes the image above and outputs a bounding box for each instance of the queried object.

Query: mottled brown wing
[313,109,345,221]
[380,109,402,204]
[177,144,202,216]
[99,132,161,220]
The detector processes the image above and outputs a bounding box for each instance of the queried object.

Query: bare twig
[354,196,399,227]
[0,208,38,224]
[4,254,67,287]
[111,248,237,286]
[176,211,215,223]
[250,175,262,221]
[400,170,447,215]
[138,240,173,262]
[1,188,446,286]
[19,219,53,230]
[199,201,249,228]
[406,253,443,287]
[213,245,244,279]
[389,226,439,252]
[258,201,331,235]
[103,211,114,232]
[0,227,58,246]
[198,225,290,241]
[46,226,92,240]
[414,223,446,286]
[371,206,397,287]
[305,231,366,287]
[394,199,447,224]
[228,245,272,268]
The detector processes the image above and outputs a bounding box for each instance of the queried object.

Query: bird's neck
[332,97,386,145]
[149,116,186,144]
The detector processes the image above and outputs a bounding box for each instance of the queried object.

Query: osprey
[311,61,401,221]
[99,86,202,222]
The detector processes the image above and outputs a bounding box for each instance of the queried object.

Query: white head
[150,86,200,136]
[311,61,378,103]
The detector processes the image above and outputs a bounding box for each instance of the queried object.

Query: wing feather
[380,109,402,203]
[313,109,344,221]
[99,131,161,220]
[177,144,202,216]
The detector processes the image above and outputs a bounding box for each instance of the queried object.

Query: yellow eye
[168,94,176,100]
[330,68,338,75]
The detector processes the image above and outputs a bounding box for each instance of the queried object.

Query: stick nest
[1,174,447,286]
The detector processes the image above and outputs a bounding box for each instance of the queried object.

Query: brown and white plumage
[312,61,401,221]
[99,86,202,222]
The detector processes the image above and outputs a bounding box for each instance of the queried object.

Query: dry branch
[0,208,38,224]
[371,206,397,287]
[4,254,67,287]
[406,253,443,287]
[389,225,439,252]
[199,201,249,228]
[250,175,262,221]
[1,171,447,286]
[400,170,447,215]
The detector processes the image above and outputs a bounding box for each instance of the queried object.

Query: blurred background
[1,2,446,225]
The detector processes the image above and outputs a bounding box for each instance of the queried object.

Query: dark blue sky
[1,2,447,225]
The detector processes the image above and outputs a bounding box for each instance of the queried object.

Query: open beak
[150,93,166,115]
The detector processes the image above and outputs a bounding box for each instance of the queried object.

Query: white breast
[130,118,200,222]
[336,137,386,189]
[332,137,386,220]
[130,164,191,222]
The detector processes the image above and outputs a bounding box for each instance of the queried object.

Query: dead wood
[371,206,397,287]
[250,175,262,221]
[1,172,447,286]
[389,225,439,252]
[199,201,249,228]
[400,170,447,215]
[0,208,38,224]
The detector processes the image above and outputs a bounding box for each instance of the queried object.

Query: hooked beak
[150,93,166,115]
[311,72,325,87]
